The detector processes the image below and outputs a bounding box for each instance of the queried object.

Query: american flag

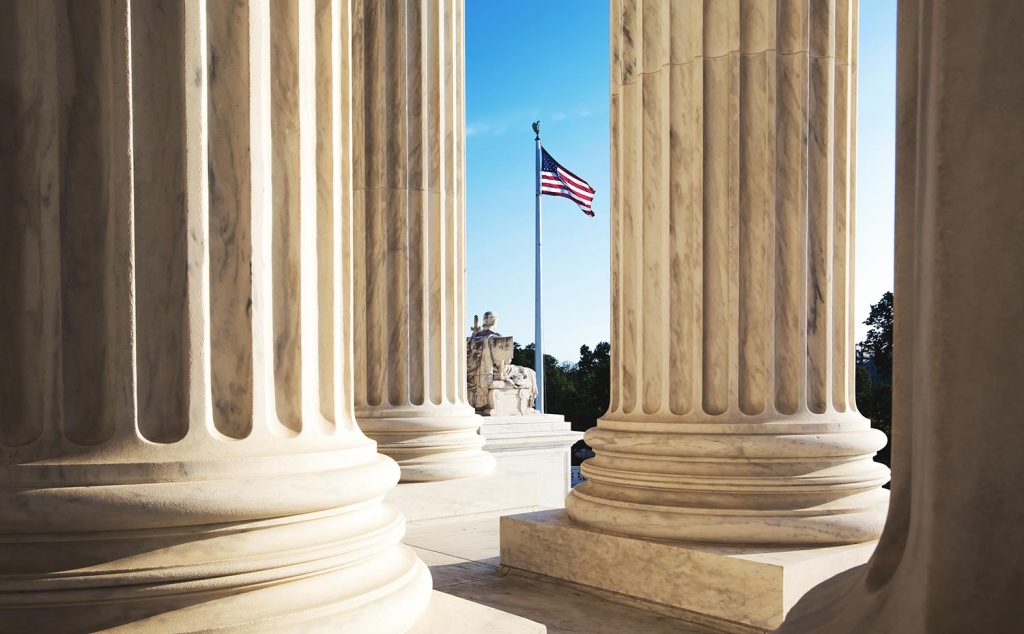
[540,148,596,217]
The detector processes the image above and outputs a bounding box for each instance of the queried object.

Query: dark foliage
[856,291,894,467]
[858,291,894,384]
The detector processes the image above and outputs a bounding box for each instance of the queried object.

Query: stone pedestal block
[483,414,582,509]
[502,510,876,632]
[486,381,536,416]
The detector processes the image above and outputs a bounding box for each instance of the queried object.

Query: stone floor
[404,515,716,633]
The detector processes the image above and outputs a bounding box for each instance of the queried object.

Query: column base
[359,408,497,483]
[500,509,878,632]
[0,449,434,633]
[387,414,582,523]
[392,449,497,483]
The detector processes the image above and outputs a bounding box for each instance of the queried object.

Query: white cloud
[467,104,604,140]
[465,121,509,139]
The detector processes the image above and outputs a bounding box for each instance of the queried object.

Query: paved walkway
[404,515,715,634]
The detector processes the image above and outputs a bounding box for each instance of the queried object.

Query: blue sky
[466,1,896,361]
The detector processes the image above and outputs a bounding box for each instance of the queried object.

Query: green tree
[514,341,611,464]
[856,291,894,467]
[859,291,894,384]
[570,342,611,432]
[856,366,892,438]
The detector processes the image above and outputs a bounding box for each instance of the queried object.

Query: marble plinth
[500,510,878,632]
[479,414,580,446]
[485,382,535,417]
[482,414,581,509]
[358,408,496,482]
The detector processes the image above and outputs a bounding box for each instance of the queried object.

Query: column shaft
[351,0,494,482]
[569,0,889,544]
[781,0,1024,630]
[0,1,431,629]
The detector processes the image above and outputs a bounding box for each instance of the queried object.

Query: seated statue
[467,312,538,416]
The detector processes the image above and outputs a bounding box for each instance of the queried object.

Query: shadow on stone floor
[425,561,710,634]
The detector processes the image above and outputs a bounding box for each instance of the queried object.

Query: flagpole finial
[532,120,540,140]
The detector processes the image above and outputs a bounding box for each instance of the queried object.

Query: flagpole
[532,121,545,413]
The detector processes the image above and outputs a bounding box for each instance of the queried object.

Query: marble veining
[350,0,493,482]
[609,0,861,424]
[572,0,889,546]
[0,2,434,630]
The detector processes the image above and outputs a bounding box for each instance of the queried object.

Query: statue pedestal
[481,414,582,509]
[484,380,536,416]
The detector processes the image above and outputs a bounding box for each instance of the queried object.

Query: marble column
[350,0,494,482]
[780,0,1024,630]
[568,0,889,544]
[0,1,431,630]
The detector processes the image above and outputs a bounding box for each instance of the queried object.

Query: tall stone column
[502,3,892,627]
[566,0,890,545]
[0,1,431,630]
[350,0,494,482]
[781,1,1024,631]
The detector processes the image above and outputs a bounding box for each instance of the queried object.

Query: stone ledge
[500,509,878,632]
[481,413,573,432]
[483,431,583,452]
[409,590,546,633]
[481,413,583,452]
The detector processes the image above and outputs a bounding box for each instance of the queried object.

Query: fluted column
[568,0,889,544]
[781,1,1024,630]
[350,0,494,482]
[0,1,431,630]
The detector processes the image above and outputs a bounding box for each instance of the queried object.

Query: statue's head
[482,311,497,329]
